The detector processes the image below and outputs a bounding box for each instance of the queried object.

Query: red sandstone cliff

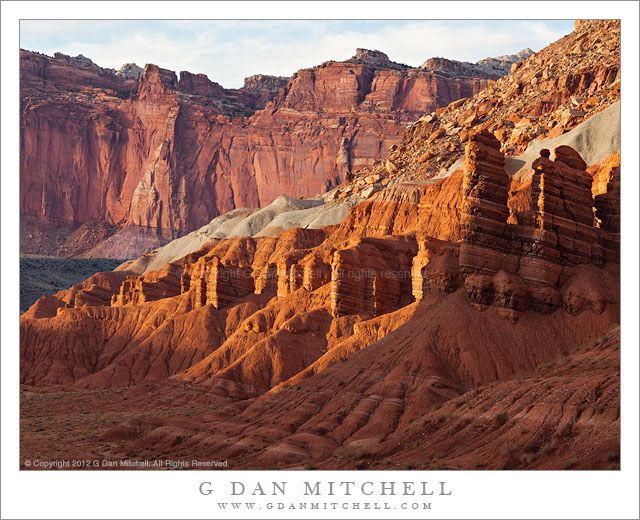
[20,21,621,470]
[20,48,489,256]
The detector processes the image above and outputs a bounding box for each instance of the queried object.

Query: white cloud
[20,20,574,88]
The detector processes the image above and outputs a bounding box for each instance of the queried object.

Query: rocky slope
[20,20,620,470]
[340,20,619,188]
[110,93,618,278]
[422,48,534,79]
[20,48,492,258]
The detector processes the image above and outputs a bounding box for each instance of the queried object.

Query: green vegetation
[20,255,124,313]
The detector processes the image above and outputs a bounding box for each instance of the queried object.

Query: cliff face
[20,49,489,256]
[353,19,620,186]
[423,48,535,79]
[21,130,619,384]
[20,134,620,469]
[19,21,620,471]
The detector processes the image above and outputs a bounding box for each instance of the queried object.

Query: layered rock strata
[347,20,620,188]
[422,48,534,80]
[111,263,182,306]
[185,254,255,310]
[20,48,490,256]
[101,129,619,322]
[459,130,511,276]
[455,132,618,319]
[18,22,621,471]
[90,131,618,325]
[22,271,128,319]
[204,258,255,309]
[173,227,329,310]
[330,236,417,317]
[594,163,620,234]
[411,239,461,301]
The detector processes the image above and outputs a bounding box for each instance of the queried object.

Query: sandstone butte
[20,20,620,470]
[20,47,495,258]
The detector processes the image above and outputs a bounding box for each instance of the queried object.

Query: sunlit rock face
[20,48,489,257]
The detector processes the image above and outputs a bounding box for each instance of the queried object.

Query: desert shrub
[494,412,509,427]
[540,442,555,455]
[335,447,368,460]
[559,423,574,437]
[520,452,537,465]
[603,451,619,463]
[501,443,516,457]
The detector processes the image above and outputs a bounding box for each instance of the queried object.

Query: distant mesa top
[116,62,144,80]
[346,48,409,70]
[421,48,535,79]
[53,52,98,68]
[242,74,289,91]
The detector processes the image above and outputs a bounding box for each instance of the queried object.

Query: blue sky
[20,20,575,88]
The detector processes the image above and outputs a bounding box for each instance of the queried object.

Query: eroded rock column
[459,130,513,276]
[330,237,416,317]
[205,257,254,309]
